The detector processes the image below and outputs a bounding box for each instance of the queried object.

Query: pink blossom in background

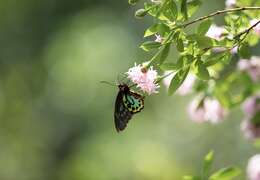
[188,97,207,123]
[225,0,237,8]
[204,98,227,124]
[241,119,260,140]
[250,19,260,36]
[242,95,260,117]
[126,63,159,95]
[206,24,225,40]
[247,154,260,180]
[163,71,196,95]
[238,57,260,82]
[187,97,227,124]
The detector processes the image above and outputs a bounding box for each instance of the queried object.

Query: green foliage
[168,67,189,95]
[183,151,241,180]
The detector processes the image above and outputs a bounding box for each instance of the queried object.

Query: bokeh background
[0,0,258,179]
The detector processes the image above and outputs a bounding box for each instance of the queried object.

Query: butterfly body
[114,84,144,132]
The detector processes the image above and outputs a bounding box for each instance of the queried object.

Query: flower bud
[135,9,148,18]
[128,0,140,5]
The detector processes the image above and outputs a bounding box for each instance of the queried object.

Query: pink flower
[126,63,159,95]
[188,97,227,124]
[241,119,260,140]
[225,0,236,8]
[163,71,196,95]
[242,95,260,117]
[247,154,260,180]
[238,57,260,82]
[206,24,225,40]
[204,98,227,124]
[250,19,260,36]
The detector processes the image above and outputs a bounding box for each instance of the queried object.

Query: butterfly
[114,84,144,132]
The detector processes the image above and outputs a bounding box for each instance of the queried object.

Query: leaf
[140,41,162,51]
[177,38,184,52]
[161,0,178,22]
[197,19,212,35]
[187,0,202,17]
[144,23,170,37]
[168,67,190,95]
[187,34,213,49]
[202,150,214,178]
[181,0,188,20]
[193,59,210,80]
[160,62,178,70]
[177,55,194,68]
[209,167,241,180]
[204,51,231,67]
[251,111,260,126]
[238,43,251,59]
[159,43,171,64]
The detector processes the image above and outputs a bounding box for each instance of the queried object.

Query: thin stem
[181,7,260,29]
[234,19,260,39]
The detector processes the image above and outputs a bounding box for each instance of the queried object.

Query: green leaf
[187,34,213,49]
[181,0,188,20]
[177,55,194,68]
[187,0,202,17]
[238,43,251,59]
[168,67,190,95]
[144,23,170,37]
[140,41,162,51]
[193,59,210,80]
[161,0,178,22]
[202,150,214,178]
[177,38,184,52]
[158,43,171,64]
[135,9,148,18]
[209,167,241,180]
[197,19,212,35]
[204,51,231,67]
[160,62,178,70]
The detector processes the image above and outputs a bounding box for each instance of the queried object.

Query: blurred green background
[0,0,258,179]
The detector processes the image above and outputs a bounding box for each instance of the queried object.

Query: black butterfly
[114,84,144,132]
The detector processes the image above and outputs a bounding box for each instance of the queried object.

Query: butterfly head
[118,84,130,93]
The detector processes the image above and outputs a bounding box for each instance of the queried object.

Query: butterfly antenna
[100,81,117,87]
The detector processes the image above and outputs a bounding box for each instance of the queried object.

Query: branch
[181,7,260,28]
[234,19,260,39]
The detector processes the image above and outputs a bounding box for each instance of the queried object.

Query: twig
[181,7,260,28]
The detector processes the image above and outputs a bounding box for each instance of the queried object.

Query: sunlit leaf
[209,166,241,180]
[140,41,162,51]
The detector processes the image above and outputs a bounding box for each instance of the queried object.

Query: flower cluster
[188,97,227,124]
[238,56,260,82]
[240,95,260,140]
[247,154,260,180]
[126,63,160,95]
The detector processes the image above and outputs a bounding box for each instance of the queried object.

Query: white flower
[238,57,260,82]
[126,63,159,95]
[187,97,227,124]
[163,71,196,96]
[250,19,260,36]
[206,24,225,40]
[247,154,260,180]
[225,0,237,8]
[155,34,163,43]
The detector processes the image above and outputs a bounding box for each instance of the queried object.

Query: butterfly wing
[123,91,144,113]
[114,90,133,132]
